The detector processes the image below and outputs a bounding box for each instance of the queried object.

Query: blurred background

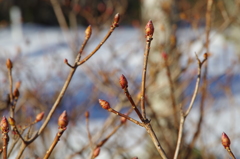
[0,0,240,158]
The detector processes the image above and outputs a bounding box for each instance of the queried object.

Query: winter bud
[6,59,13,69]
[145,20,154,37]
[98,99,111,110]
[35,112,45,122]
[93,147,101,157]
[1,116,9,133]
[58,110,69,129]
[221,132,231,149]
[119,74,128,89]
[85,25,92,39]
[13,88,20,98]
[120,116,127,124]
[112,13,120,27]
[204,53,208,60]
[64,58,68,64]
[8,117,15,126]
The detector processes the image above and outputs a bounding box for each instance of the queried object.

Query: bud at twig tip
[35,112,45,122]
[113,13,120,27]
[222,132,231,149]
[85,25,92,38]
[13,88,20,98]
[1,116,9,133]
[93,147,101,157]
[119,74,128,89]
[58,110,69,129]
[99,99,111,109]
[64,58,68,64]
[6,59,13,69]
[8,117,15,126]
[145,20,154,37]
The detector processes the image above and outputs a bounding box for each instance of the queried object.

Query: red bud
[1,116,9,133]
[64,58,68,64]
[93,147,100,157]
[8,117,15,126]
[145,20,154,37]
[85,25,92,39]
[112,13,120,27]
[35,112,45,122]
[13,88,20,98]
[98,99,111,109]
[120,116,127,124]
[6,59,13,69]
[58,110,69,129]
[119,74,128,89]
[221,132,231,149]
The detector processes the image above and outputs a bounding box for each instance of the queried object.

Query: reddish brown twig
[15,14,120,158]
[119,75,145,122]
[77,13,120,66]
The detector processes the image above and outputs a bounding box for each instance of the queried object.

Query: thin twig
[43,129,66,159]
[85,113,94,150]
[226,147,236,159]
[107,108,144,127]
[173,55,207,159]
[163,55,178,128]
[140,36,153,121]
[16,16,119,158]
[123,87,144,122]
[77,25,118,66]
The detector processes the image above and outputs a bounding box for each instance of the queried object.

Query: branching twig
[15,14,120,158]
[173,54,207,159]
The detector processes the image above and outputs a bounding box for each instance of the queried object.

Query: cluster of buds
[58,111,69,130]
[1,117,9,133]
[35,112,45,122]
[145,20,154,38]
[119,74,128,89]
[112,13,120,27]
[99,99,111,110]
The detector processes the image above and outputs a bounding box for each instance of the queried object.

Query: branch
[173,54,207,159]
